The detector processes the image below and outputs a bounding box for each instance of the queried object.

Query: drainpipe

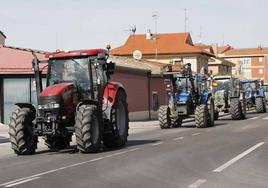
[147,71,151,120]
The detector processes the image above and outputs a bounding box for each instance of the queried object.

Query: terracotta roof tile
[223,47,268,57]
[110,33,214,57]
[0,45,47,74]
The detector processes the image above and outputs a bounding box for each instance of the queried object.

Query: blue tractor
[240,79,266,113]
[158,63,215,128]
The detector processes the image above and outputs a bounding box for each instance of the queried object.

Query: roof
[0,45,47,75]
[223,47,268,57]
[195,43,215,55]
[208,57,235,67]
[110,33,214,57]
[45,49,108,58]
[109,55,162,75]
[218,45,232,54]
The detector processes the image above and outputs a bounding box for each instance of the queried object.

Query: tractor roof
[45,49,108,59]
[240,79,259,84]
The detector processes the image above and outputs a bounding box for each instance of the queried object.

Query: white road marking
[192,133,201,136]
[0,148,140,187]
[173,137,184,141]
[262,117,268,120]
[3,177,40,187]
[213,142,264,172]
[188,179,207,188]
[151,142,163,146]
[249,117,258,120]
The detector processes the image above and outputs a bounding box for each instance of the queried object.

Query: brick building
[219,46,268,83]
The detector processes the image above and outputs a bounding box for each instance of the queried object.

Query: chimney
[146,29,152,40]
[258,45,262,51]
[0,30,6,45]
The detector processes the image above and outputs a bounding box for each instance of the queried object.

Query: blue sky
[1,0,267,51]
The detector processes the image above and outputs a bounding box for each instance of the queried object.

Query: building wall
[149,76,166,119]
[110,70,150,121]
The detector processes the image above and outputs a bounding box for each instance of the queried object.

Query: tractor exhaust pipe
[32,52,43,104]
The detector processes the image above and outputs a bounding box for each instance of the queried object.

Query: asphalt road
[0,111,268,188]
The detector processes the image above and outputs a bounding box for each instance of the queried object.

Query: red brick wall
[149,77,166,107]
[110,71,149,112]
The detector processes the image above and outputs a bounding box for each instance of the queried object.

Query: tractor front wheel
[256,97,266,113]
[103,90,129,148]
[158,106,172,129]
[230,98,243,120]
[207,97,215,127]
[195,105,208,128]
[9,108,37,155]
[75,105,102,153]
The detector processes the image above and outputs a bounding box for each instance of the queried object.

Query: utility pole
[152,12,158,59]
[184,8,188,32]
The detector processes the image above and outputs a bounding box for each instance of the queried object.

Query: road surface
[0,111,268,188]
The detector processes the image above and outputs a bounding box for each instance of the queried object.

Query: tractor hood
[40,83,75,97]
[176,92,190,103]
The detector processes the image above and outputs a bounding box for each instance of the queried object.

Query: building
[219,46,268,83]
[110,32,215,73]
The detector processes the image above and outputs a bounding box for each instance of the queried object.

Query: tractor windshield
[175,77,192,92]
[213,79,231,92]
[48,58,89,85]
[241,82,257,91]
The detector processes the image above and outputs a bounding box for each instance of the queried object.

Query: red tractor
[8,49,129,155]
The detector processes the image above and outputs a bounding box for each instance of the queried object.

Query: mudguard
[102,81,126,120]
[258,88,265,98]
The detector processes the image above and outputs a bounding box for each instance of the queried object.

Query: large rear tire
[75,105,102,153]
[158,105,172,129]
[195,105,208,128]
[103,90,129,148]
[230,98,243,120]
[9,108,37,155]
[256,97,266,113]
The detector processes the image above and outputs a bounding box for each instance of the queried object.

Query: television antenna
[124,25,136,35]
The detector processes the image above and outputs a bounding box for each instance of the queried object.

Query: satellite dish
[133,50,142,60]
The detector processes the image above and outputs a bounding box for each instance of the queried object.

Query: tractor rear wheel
[75,105,102,153]
[256,97,266,113]
[44,134,72,150]
[103,90,129,148]
[207,97,215,127]
[158,105,172,129]
[195,105,208,128]
[9,108,37,155]
[241,99,247,119]
[230,98,243,120]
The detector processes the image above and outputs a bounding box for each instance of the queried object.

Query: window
[3,78,30,123]
[259,69,263,74]
[152,92,159,111]
[239,58,251,65]
[243,69,251,78]
[259,57,263,62]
